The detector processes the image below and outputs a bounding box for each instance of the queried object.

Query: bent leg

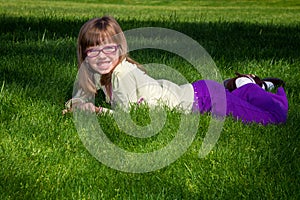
[228,84,288,124]
[192,80,288,125]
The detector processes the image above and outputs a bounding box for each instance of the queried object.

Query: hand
[77,103,109,114]
[76,102,98,113]
[77,104,115,115]
[63,98,106,115]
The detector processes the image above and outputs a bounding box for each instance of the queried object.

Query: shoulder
[113,59,144,78]
[115,59,137,71]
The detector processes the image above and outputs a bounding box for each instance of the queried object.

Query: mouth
[97,60,112,67]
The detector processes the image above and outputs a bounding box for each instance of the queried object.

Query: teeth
[98,62,109,65]
[98,61,110,64]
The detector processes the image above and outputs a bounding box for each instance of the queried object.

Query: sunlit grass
[1,0,300,24]
[0,0,299,199]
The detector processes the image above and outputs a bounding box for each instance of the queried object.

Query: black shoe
[224,72,285,92]
[224,72,265,92]
[262,77,285,89]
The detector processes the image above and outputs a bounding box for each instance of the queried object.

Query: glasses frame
[85,44,120,58]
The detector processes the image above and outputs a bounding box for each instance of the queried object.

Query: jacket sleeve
[111,66,164,109]
[110,60,194,111]
[64,88,92,110]
[65,73,102,110]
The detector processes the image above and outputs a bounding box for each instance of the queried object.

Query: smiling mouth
[97,61,111,66]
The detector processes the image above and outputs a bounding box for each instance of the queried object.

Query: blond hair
[76,16,142,97]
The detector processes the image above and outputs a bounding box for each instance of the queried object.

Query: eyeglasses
[85,45,119,58]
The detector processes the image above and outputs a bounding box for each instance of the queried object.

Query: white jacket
[70,59,195,112]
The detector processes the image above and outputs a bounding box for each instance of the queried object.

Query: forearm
[63,98,113,115]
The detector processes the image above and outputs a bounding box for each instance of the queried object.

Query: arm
[111,63,192,110]
[63,95,113,115]
[63,83,113,115]
[111,65,164,109]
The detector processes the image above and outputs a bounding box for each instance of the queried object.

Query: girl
[64,16,288,125]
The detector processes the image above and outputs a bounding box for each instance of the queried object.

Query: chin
[98,69,111,74]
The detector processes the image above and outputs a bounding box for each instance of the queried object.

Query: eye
[86,49,99,57]
[102,46,117,53]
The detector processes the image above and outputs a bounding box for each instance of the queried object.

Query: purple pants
[192,80,288,125]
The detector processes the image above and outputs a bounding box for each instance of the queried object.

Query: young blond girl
[64,16,288,125]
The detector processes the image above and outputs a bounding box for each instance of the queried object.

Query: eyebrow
[86,44,117,49]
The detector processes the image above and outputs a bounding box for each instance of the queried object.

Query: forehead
[86,43,117,50]
[84,24,120,46]
[86,34,114,47]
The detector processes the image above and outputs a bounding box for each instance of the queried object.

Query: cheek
[108,51,121,63]
[111,58,120,68]
[111,50,121,59]
[86,57,96,65]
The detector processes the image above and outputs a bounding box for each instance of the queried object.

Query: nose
[97,50,107,59]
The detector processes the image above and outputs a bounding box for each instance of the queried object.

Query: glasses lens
[102,46,117,54]
[87,50,99,57]
[86,45,118,57]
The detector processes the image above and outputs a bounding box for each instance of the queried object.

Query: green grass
[1,0,300,199]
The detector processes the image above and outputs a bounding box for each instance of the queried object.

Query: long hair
[76,16,142,98]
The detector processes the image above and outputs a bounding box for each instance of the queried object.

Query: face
[85,43,120,74]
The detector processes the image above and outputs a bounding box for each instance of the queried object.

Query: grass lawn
[1,0,300,199]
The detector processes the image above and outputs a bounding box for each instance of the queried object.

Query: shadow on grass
[0,15,299,103]
[1,15,299,59]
